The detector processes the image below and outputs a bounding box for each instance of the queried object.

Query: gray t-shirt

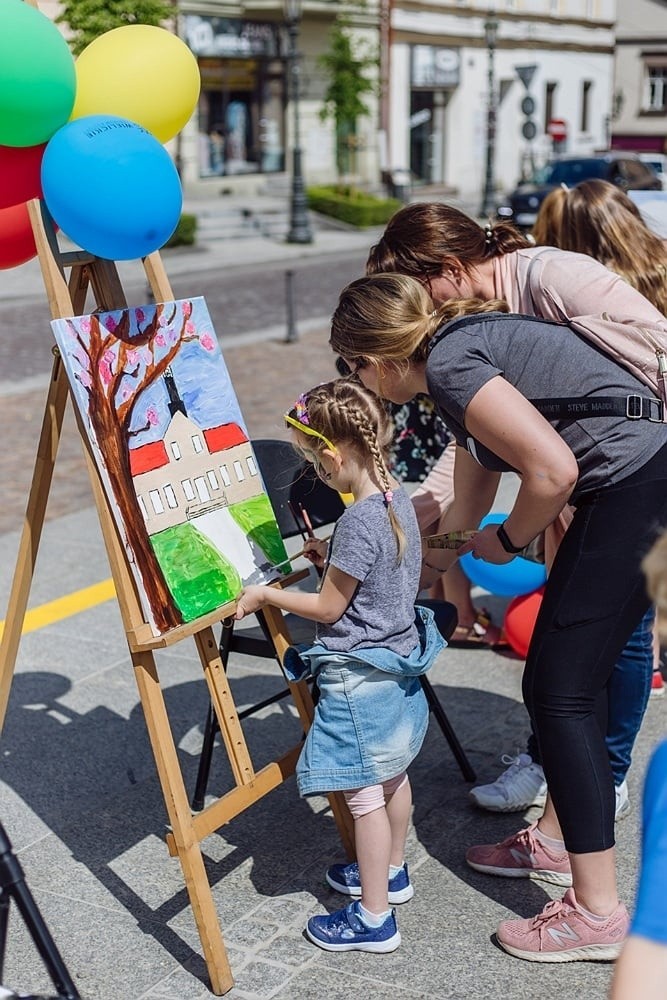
[426,312,666,503]
[316,489,421,655]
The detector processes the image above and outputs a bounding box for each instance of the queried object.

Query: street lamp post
[283,0,313,244]
[479,15,499,218]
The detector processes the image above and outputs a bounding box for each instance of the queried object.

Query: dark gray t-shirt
[316,489,421,655]
[426,312,666,503]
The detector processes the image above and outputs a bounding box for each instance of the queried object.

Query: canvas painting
[51,296,289,635]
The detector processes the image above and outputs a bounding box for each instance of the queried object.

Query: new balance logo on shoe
[547,921,579,945]
[509,846,536,868]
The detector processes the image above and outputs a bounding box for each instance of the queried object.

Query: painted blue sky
[52,297,249,449]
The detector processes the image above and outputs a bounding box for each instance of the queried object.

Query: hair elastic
[383,489,394,505]
[484,224,493,245]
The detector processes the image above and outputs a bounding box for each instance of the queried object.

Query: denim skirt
[296,656,429,796]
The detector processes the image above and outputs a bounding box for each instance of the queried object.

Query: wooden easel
[0,199,354,995]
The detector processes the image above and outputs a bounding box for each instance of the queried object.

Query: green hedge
[307,185,402,228]
[165,213,198,248]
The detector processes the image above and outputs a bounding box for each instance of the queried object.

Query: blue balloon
[459,512,547,597]
[41,115,182,261]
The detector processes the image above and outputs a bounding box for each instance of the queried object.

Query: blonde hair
[286,378,408,562]
[643,531,667,644]
[558,179,667,313]
[531,186,568,247]
[330,273,508,369]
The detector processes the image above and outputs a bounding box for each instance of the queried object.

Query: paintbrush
[270,535,331,573]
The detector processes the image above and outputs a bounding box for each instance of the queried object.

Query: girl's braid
[341,399,406,563]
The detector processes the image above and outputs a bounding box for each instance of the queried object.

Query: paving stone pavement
[0,201,665,999]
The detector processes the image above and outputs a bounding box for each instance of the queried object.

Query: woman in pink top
[365,201,667,957]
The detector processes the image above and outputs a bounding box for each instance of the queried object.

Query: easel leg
[0,355,69,732]
[132,649,234,996]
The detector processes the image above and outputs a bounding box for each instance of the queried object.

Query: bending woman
[366,200,667,812]
[330,273,667,962]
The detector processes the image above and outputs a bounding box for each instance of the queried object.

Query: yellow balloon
[71,25,200,144]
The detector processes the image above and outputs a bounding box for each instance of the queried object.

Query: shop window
[198,56,286,178]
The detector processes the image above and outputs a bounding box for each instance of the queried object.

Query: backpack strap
[531,394,664,423]
[427,314,664,422]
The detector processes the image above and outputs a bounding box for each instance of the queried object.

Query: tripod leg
[0,824,80,1000]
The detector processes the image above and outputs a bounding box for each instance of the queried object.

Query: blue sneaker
[325,860,414,903]
[306,901,401,953]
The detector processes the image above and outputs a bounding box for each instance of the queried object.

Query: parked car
[638,152,667,191]
[497,152,662,229]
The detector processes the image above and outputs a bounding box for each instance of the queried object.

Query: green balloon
[0,1,76,147]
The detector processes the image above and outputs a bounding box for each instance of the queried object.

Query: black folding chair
[191,440,475,810]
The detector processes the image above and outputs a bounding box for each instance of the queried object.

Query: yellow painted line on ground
[0,578,116,640]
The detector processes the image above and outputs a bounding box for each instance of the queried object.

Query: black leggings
[522,443,667,854]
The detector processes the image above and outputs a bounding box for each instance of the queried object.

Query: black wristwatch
[496,522,524,555]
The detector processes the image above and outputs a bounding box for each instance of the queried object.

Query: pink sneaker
[466,822,572,886]
[496,887,629,963]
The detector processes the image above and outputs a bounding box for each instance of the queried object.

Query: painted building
[130,410,261,533]
[612,0,667,153]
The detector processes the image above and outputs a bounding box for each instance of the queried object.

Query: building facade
[43,0,623,205]
[385,0,616,206]
[612,0,667,153]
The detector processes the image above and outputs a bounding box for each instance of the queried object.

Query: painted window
[207,469,219,489]
[233,460,245,481]
[247,455,258,476]
[149,489,165,514]
[182,479,196,501]
[192,434,203,453]
[138,495,148,520]
[170,441,181,460]
[219,464,232,486]
[194,476,211,502]
[164,483,178,509]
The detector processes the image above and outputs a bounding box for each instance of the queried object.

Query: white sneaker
[469,753,547,812]
[615,779,631,821]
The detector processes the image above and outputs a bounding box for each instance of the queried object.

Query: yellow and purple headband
[284,393,337,453]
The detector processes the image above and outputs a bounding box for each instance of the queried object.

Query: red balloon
[0,144,45,210]
[503,586,545,658]
[0,202,37,269]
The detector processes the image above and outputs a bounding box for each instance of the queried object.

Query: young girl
[330,273,667,962]
[235,379,444,953]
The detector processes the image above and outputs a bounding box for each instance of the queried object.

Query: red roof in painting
[204,423,248,452]
[129,440,169,476]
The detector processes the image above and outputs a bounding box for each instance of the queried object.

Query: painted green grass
[230,495,288,568]
[151,522,241,621]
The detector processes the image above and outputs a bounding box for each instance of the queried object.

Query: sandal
[448,608,509,650]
